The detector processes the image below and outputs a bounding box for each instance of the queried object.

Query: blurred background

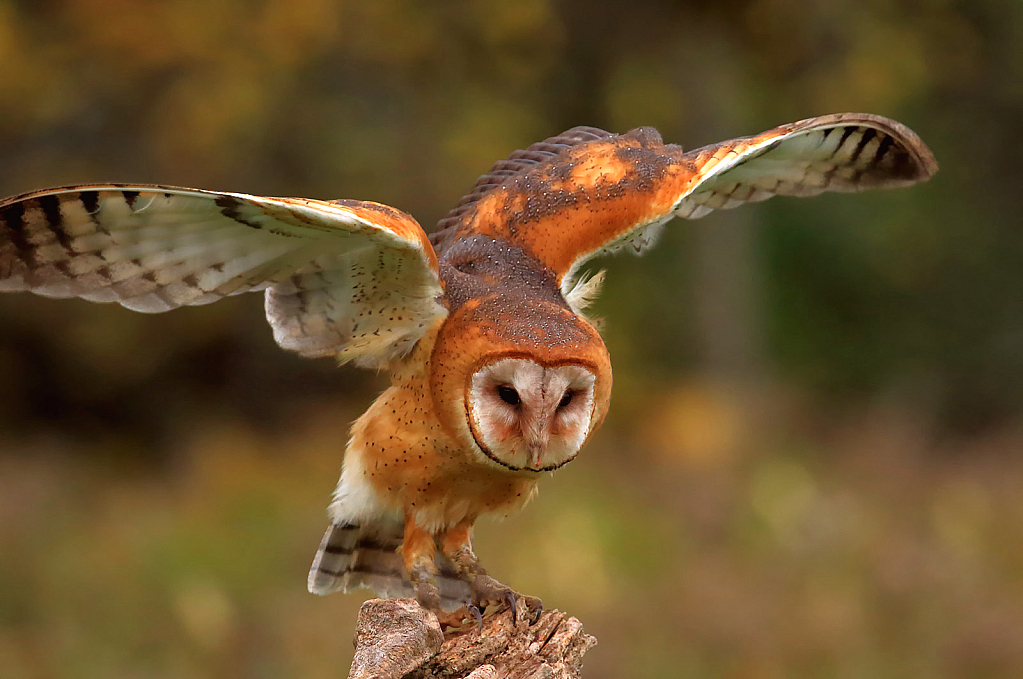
[0,1,1020,677]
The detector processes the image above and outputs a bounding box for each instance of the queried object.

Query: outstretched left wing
[0,185,446,366]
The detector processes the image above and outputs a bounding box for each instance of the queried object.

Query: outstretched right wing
[0,185,447,366]
[440,114,937,302]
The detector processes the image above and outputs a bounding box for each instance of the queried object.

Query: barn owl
[0,113,936,623]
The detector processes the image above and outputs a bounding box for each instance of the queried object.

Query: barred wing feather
[673,113,938,219]
[0,185,446,366]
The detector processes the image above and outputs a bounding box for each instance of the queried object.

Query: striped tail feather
[307,521,408,597]
[307,521,472,611]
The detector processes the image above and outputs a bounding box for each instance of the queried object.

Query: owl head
[465,356,597,471]
[430,293,612,474]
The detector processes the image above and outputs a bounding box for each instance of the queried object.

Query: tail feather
[307,522,471,611]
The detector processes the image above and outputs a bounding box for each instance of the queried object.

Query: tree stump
[349,599,596,679]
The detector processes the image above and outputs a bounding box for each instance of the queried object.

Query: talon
[504,590,518,624]
[529,597,543,625]
[468,604,484,633]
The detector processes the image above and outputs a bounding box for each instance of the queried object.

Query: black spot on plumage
[122,190,140,208]
[215,195,263,229]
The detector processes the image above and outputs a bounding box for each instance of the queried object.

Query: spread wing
[445,113,937,299]
[0,185,447,366]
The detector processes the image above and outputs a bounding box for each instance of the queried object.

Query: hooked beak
[526,443,544,469]
[523,396,557,470]
[525,427,550,469]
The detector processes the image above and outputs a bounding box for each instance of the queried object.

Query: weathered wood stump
[349,599,596,679]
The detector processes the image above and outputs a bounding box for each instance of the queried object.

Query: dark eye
[497,385,521,406]
[558,391,573,409]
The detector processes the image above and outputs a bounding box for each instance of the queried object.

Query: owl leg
[401,518,444,612]
[438,523,542,625]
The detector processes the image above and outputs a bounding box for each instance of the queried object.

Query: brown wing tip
[861,113,938,183]
[803,112,939,187]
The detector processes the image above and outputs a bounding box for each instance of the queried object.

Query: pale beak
[526,443,545,469]
[524,407,554,469]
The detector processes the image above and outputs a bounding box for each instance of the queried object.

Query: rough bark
[348,599,596,679]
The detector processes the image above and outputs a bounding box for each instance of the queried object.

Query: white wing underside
[674,120,911,219]
[0,186,446,365]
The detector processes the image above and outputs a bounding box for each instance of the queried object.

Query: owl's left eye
[558,391,573,409]
[497,385,521,406]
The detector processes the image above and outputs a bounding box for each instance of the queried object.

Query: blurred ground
[0,1,1021,677]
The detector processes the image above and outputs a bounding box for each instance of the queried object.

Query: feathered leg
[400,516,477,627]
[402,517,442,609]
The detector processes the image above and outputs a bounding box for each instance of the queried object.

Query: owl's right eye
[497,385,521,406]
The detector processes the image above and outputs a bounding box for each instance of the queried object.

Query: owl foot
[411,579,470,629]
[469,573,543,625]
[409,567,541,629]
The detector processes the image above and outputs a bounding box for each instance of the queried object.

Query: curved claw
[504,590,518,625]
[528,596,543,626]
[468,604,484,633]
